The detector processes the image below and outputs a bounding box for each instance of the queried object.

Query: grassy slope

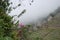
[28,13,60,40]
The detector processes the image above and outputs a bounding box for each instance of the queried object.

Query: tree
[0,0,34,40]
[0,0,13,37]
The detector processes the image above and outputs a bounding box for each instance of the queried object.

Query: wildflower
[19,23,24,28]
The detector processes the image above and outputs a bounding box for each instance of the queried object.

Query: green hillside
[28,13,60,40]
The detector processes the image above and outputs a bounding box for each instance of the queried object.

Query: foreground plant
[16,23,31,40]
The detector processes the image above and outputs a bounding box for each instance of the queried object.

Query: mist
[9,0,60,25]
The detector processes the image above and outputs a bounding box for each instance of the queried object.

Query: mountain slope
[28,13,60,40]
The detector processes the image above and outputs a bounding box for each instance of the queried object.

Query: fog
[9,0,60,25]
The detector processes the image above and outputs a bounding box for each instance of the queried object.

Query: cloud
[9,0,60,25]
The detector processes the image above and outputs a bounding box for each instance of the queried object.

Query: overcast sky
[9,0,60,25]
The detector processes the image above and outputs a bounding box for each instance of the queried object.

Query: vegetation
[27,12,60,40]
[0,0,20,40]
[0,0,60,40]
